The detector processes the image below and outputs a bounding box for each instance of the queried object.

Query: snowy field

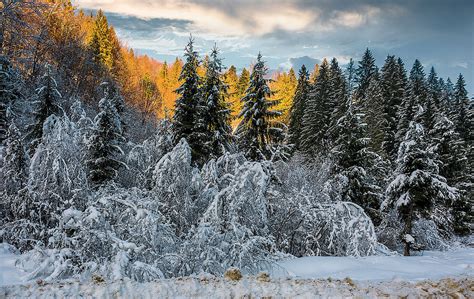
[1,244,473,298]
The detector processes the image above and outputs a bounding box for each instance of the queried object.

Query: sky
[74,0,473,93]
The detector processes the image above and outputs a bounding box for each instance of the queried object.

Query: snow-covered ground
[274,248,474,281]
[0,244,473,298]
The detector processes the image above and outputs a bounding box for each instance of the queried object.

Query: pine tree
[384,106,458,255]
[86,84,125,185]
[236,53,282,160]
[28,64,62,151]
[380,55,406,160]
[173,37,201,145]
[396,59,428,146]
[0,56,21,145]
[288,65,310,151]
[300,59,331,156]
[355,48,377,103]
[196,45,232,163]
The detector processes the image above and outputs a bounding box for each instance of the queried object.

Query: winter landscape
[0,0,473,298]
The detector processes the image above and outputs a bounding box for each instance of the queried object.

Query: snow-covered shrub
[177,157,281,276]
[412,219,449,251]
[21,185,177,282]
[28,115,89,229]
[376,210,403,251]
[311,202,377,256]
[152,138,209,236]
[127,119,173,189]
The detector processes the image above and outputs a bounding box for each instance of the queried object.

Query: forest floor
[1,244,473,298]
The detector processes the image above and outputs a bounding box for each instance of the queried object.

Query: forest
[0,0,472,283]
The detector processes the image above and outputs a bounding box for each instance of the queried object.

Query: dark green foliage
[355,48,377,102]
[0,56,22,145]
[86,85,125,185]
[300,59,331,156]
[236,53,283,160]
[385,107,458,255]
[331,96,384,224]
[380,56,407,160]
[193,46,232,164]
[28,64,62,151]
[173,37,201,148]
[396,59,428,146]
[288,65,310,151]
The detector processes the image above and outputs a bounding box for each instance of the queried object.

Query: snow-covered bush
[28,115,89,229]
[152,138,209,236]
[20,185,178,282]
[127,119,173,189]
[412,219,450,251]
[177,155,281,276]
[310,202,377,257]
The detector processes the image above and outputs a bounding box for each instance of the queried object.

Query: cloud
[289,56,321,72]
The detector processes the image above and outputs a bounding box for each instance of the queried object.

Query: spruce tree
[345,58,357,95]
[195,45,232,163]
[86,84,125,185]
[300,59,331,156]
[453,74,472,141]
[364,70,386,154]
[288,65,310,151]
[236,53,282,160]
[0,56,21,145]
[380,55,406,160]
[331,91,384,224]
[1,123,29,196]
[355,48,377,103]
[384,106,458,255]
[28,64,62,151]
[173,37,200,145]
[396,59,428,146]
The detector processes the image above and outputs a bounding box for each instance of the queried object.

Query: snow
[274,248,474,281]
[0,244,473,297]
[0,244,27,287]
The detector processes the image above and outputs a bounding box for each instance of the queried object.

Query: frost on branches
[383,106,458,256]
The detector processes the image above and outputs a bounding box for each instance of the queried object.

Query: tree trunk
[403,203,414,256]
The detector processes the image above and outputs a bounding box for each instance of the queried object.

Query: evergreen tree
[384,106,458,255]
[442,77,455,113]
[195,45,232,163]
[380,55,406,160]
[345,58,356,95]
[331,90,384,224]
[431,115,471,235]
[1,123,29,196]
[453,74,472,141]
[173,37,201,145]
[0,56,21,145]
[86,84,125,185]
[300,59,331,156]
[423,67,443,132]
[288,65,310,151]
[396,59,428,146]
[355,48,377,103]
[236,53,282,160]
[28,64,62,151]
[364,70,386,154]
